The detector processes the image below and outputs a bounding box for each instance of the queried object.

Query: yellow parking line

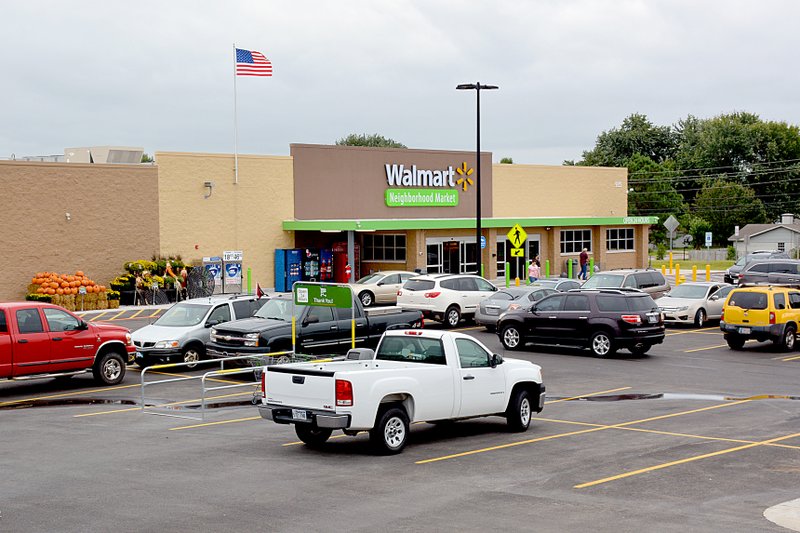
[782,354,800,362]
[684,344,729,353]
[169,416,262,430]
[545,387,631,405]
[536,417,800,451]
[146,310,162,319]
[88,311,110,322]
[575,430,800,489]
[0,383,141,407]
[415,399,752,465]
[108,310,127,321]
[666,328,719,336]
[453,326,483,332]
[128,309,145,319]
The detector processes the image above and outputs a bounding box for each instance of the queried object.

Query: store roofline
[282,216,658,231]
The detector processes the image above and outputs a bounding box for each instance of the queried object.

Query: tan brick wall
[0,161,159,300]
[154,152,294,290]
[492,164,628,218]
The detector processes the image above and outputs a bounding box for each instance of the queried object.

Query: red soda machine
[319,249,333,282]
[333,242,360,283]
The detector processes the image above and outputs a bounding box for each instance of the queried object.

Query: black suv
[497,289,665,357]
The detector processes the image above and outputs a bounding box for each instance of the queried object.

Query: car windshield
[666,285,709,299]
[154,303,211,327]
[581,274,624,288]
[531,280,558,289]
[253,298,300,321]
[356,273,382,285]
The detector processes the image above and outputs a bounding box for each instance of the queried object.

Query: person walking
[579,248,589,280]
[528,260,540,283]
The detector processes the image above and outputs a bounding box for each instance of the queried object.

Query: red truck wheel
[93,352,126,385]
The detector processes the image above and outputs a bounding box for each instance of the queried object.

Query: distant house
[728,214,800,257]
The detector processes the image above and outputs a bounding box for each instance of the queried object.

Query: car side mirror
[490,353,503,368]
[303,315,319,325]
[710,295,719,301]
[76,321,89,331]
[205,319,220,328]
[530,306,538,314]
[376,281,384,286]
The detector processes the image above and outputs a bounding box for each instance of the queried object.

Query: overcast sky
[3,1,800,164]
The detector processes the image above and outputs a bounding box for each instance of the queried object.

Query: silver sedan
[475,287,557,331]
[658,282,734,327]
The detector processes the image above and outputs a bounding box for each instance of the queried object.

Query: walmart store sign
[384,163,464,207]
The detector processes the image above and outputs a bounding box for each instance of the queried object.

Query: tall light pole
[457,82,498,277]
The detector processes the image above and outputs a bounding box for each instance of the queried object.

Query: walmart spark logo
[455,162,474,192]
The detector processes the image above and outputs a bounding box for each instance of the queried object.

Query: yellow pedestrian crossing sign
[507,224,527,248]
[510,248,524,257]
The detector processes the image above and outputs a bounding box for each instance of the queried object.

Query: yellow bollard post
[661,264,666,277]
[669,252,674,274]
[706,264,711,282]
[515,277,520,287]
[675,264,681,285]
[692,265,697,282]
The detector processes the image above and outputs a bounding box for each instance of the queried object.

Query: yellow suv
[720,286,800,350]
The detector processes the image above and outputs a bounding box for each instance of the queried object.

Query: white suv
[397,274,498,327]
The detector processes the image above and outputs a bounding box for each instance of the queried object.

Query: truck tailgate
[265,366,335,410]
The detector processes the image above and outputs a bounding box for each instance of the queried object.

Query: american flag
[236,48,273,77]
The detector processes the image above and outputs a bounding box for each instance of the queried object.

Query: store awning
[282,216,658,232]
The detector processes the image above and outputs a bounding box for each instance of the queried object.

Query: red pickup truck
[0,302,135,385]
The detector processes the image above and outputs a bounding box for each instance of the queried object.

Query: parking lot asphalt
[2,320,799,532]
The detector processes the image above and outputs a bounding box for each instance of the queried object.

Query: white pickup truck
[259,329,545,454]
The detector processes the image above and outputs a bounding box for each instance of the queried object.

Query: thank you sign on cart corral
[294,283,352,308]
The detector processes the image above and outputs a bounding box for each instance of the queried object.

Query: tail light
[336,379,353,407]
[621,314,642,325]
[508,303,521,310]
[769,312,776,325]
[424,291,441,298]
[261,371,266,397]
[397,290,403,296]
[720,309,724,321]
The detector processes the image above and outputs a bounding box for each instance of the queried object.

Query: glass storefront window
[363,234,407,262]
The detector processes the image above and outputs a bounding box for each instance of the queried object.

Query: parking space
[1,325,799,531]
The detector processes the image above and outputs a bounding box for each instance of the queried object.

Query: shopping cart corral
[140,351,324,421]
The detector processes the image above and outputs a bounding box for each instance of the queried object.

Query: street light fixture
[457,82,498,277]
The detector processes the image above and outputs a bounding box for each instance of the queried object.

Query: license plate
[291,409,307,421]
[738,327,751,334]
[135,351,143,358]
[648,315,658,324]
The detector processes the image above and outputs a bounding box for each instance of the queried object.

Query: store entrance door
[443,241,460,274]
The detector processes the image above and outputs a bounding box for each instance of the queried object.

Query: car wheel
[370,406,409,455]
[182,347,203,369]
[484,325,496,333]
[294,425,333,448]
[726,334,745,350]
[501,325,522,350]
[92,351,126,385]
[590,330,616,358]
[359,291,374,308]
[694,308,706,328]
[629,343,651,356]
[506,389,532,432]
[445,305,461,328]
[777,325,797,352]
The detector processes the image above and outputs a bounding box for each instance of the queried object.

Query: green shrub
[656,243,667,260]
[726,246,737,261]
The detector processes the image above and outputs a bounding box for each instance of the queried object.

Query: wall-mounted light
[65,212,71,221]
[204,181,214,199]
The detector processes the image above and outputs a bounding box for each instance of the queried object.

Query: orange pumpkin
[46,288,55,295]
[36,287,44,294]
[56,288,64,295]
[75,270,84,277]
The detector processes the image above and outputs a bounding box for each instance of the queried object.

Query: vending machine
[274,249,302,292]
[319,249,334,282]
[202,256,223,294]
[301,248,320,281]
[332,242,361,283]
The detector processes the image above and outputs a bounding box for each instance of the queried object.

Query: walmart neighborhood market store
[157,143,654,288]
[0,144,654,300]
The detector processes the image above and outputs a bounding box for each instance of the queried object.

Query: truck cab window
[0,311,7,333]
[43,308,81,332]
[455,338,490,368]
[16,309,44,334]
[307,307,334,323]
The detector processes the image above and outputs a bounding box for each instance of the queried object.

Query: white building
[728,214,800,257]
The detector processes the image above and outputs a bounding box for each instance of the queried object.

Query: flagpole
[233,43,239,185]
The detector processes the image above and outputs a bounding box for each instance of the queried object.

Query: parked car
[132,295,265,368]
[0,302,134,385]
[206,294,423,359]
[497,289,665,357]
[658,282,734,327]
[397,274,498,327]
[259,329,545,454]
[724,250,790,285]
[475,287,557,331]
[720,286,800,351]
[580,269,670,299]
[736,259,800,286]
[350,270,416,307]
[530,277,582,292]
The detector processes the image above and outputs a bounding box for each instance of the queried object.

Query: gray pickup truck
[206,295,424,358]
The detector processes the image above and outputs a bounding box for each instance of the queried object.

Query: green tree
[335,133,407,148]
[626,154,686,244]
[680,214,712,250]
[576,113,677,167]
[693,178,767,245]
[141,153,154,163]
[500,157,513,164]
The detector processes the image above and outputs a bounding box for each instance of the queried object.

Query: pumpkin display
[26,270,108,311]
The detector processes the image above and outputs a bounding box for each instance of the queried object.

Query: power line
[627,157,800,177]
[629,163,800,185]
